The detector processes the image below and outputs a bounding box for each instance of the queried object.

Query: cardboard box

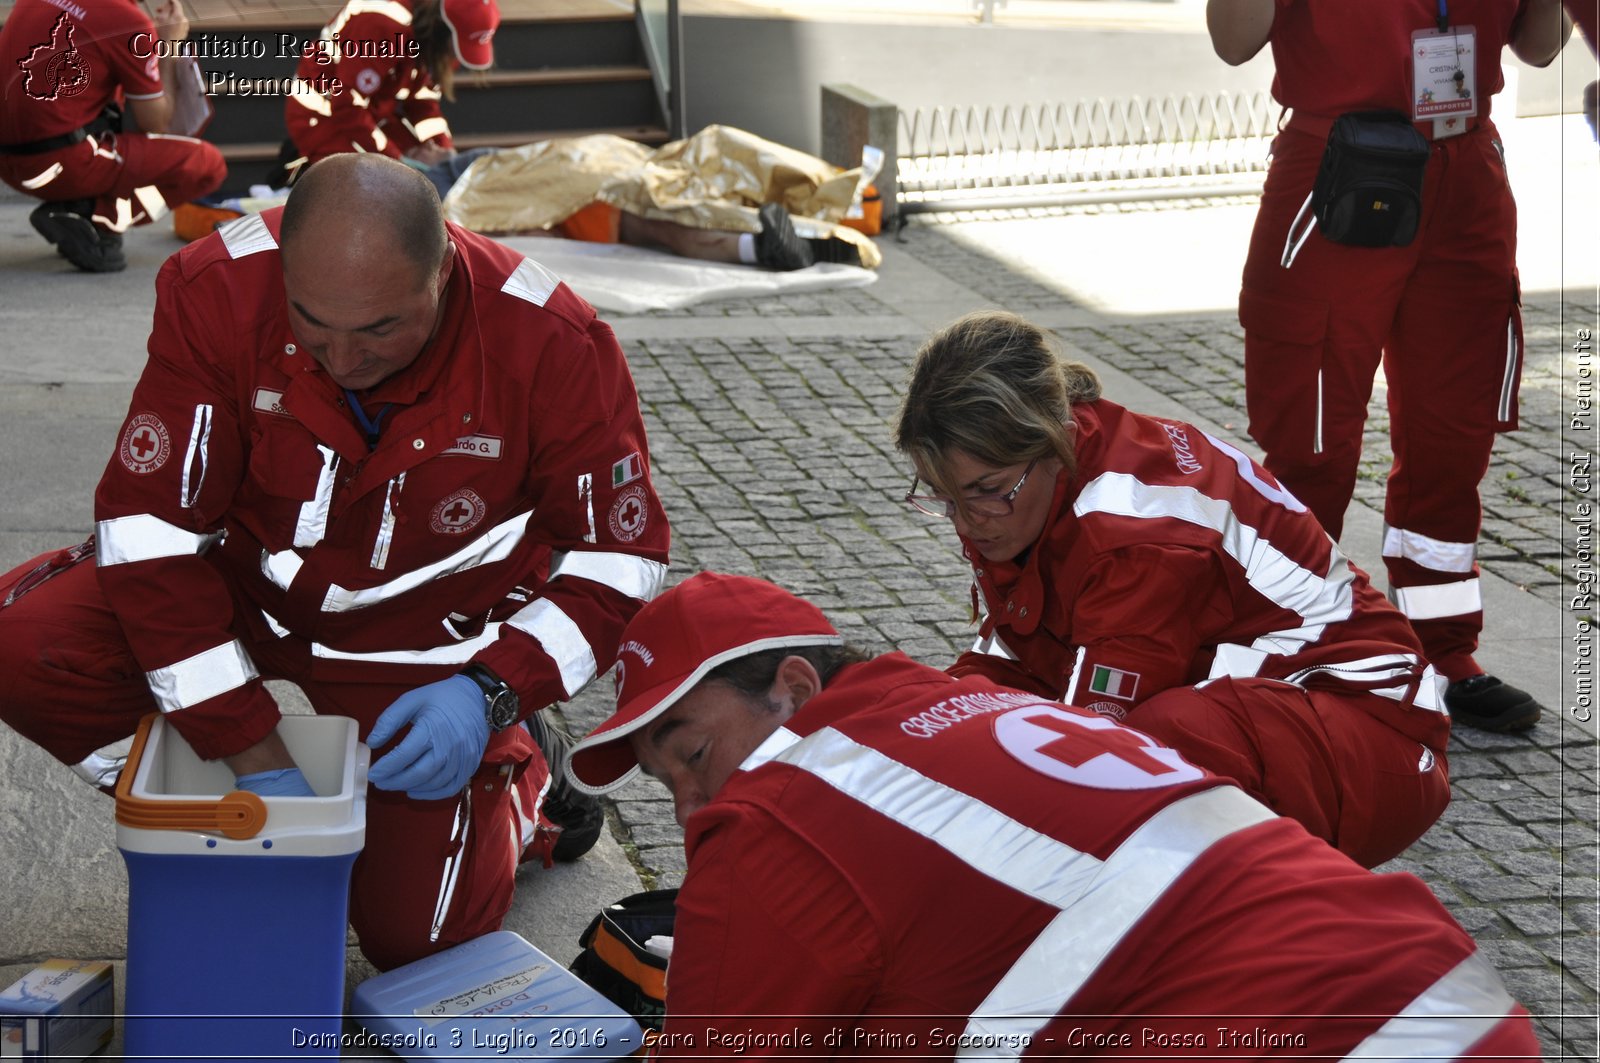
[0,960,114,1061]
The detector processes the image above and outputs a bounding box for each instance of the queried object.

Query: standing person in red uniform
[893,312,1449,868]
[0,154,670,971]
[282,0,499,191]
[1207,0,1573,732]
[565,571,1541,1060]
[0,0,224,272]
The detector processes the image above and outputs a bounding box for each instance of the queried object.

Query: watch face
[487,689,520,731]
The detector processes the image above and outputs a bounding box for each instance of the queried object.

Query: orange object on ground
[173,202,243,243]
[559,201,623,243]
[841,183,882,235]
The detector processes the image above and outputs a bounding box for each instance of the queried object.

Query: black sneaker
[524,711,605,862]
[29,201,125,273]
[755,202,814,271]
[1444,675,1542,733]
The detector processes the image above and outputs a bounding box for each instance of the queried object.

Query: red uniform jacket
[662,653,1529,1057]
[949,400,1448,748]
[0,0,162,146]
[93,209,669,759]
[284,0,453,163]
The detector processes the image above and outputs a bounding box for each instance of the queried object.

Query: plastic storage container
[114,713,368,1062]
[351,931,644,1061]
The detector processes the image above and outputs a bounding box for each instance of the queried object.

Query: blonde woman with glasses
[895,311,1451,868]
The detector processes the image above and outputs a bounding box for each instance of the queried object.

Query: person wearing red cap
[1207,0,1572,733]
[282,0,499,181]
[0,154,667,971]
[0,0,225,272]
[893,311,1448,869]
[565,570,1539,1059]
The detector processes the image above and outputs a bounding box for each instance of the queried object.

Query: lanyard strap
[343,388,393,450]
[1436,0,1449,33]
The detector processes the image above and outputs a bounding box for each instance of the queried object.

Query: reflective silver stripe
[218,213,276,259]
[294,445,339,549]
[961,788,1277,1055]
[258,608,502,663]
[145,641,259,712]
[1393,579,1482,621]
[414,85,442,101]
[261,546,305,592]
[765,726,1271,1058]
[287,88,333,117]
[506,599,597,697]
[1209,641,1269,678]
[1314,368,1324,454]
[1203,432,1307,512]
[369,472,405,570]
[411,116,449,141]
[96,515,217,565]
[551,550,667,601]
[132,184,167,224]
[430,795,470,942]
[1345,951,1514,1060]
[180,404,213,509]
[72,750,127,789]
[20,162,63,189]
[1281,190,1316,269]
[1382,525,1477,574]
[579,473,595,544]
[502,259,560,307]
[970,628,1020,661]
[1498,318,1518,422]
[1062,644,1087,702]
[1077,474,1355,657]
[321,511,533,612]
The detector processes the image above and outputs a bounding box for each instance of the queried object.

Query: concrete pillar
[821,83,899,222]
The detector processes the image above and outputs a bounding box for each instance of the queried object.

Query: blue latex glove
[366,675,489,801]
[234,767,316,797]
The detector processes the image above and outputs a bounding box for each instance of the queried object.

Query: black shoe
[524,711,604,862]
[807,236,862,267]
[30,201,125,273]
[1444,675,1542,733]
[755,202,814,271]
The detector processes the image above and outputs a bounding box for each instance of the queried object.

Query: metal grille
[896,90,1280,214]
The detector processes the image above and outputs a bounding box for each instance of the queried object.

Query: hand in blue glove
[234,767,316,797]
[366,675,489,801]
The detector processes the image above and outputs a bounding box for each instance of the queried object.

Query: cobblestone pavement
[551,218,1599,1059]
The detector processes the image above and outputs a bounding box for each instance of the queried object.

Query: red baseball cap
[442,0,499,70]
[566,572,843,795]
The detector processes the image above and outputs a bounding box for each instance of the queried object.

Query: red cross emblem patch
[429,488,487,536]
[993,704,1204,790]
[118,413,171,475]
[608,484,649,543]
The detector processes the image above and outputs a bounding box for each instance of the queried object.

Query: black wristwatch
[461,664,520,732]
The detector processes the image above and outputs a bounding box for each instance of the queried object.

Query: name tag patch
[251,388,292,418]
[447,434,503,460]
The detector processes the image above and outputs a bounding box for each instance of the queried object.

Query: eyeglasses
[905,459,1037,519]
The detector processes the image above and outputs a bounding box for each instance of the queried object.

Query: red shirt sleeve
[1062,544,1232,711]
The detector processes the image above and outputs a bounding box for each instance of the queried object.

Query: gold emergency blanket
[442,125,881,268]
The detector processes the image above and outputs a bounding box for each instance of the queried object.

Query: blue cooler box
[352,931,644,1061]
[114,714,368,1063]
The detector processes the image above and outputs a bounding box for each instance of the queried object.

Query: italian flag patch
[612,452,643,488]
[1088,664,1140,701]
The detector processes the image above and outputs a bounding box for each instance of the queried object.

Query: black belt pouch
[1311,111,1431,247]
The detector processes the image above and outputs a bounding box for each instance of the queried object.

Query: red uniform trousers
[0,130,225,233]
[0,546,555,972]
[1240,121,1521,682]
[1128,677,1451,868]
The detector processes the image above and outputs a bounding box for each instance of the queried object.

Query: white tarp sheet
[499,236,878,314]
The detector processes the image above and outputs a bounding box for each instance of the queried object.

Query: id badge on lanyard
[1412,0,1478,138]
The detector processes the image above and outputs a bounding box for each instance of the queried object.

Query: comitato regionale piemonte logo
[18,11,90,101]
